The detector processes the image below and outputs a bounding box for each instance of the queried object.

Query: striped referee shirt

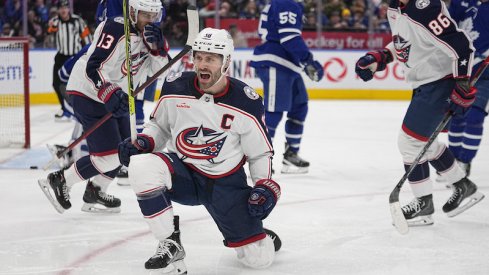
[47,14,92,56]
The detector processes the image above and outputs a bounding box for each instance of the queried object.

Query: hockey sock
[136,99,145,133]
[91,167,119,192]
[137,189,175,241]
[404,161,432,197]
[264,111,283,140]
[285,103,308,153]
[448,115,466,159]
[64,155,104,187]
[429,146,465,182]
[457,106,486,163]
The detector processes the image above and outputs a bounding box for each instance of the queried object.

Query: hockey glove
[302,54,324,82]
[143,23,169,57]
[248,179,281,220]
[355,49,393,82]
[449,77,477,114]
[97,83,129,118]
[118,135,154,166]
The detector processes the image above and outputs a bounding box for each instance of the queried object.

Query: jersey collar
[193,75,230,100]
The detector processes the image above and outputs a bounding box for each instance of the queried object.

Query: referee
[47,0,92,121]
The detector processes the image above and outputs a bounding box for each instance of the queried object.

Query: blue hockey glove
[355,49,393,82]
[143,23,168,56]
[118,135,154,166]
[248,179,281,220]
[449,77,477,114]
[97,83,129,118]
[302,54,324,82]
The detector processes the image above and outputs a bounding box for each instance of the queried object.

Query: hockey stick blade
[390,201,408,234]
[43,5,200,168]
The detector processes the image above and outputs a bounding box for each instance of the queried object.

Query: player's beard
[196,68,222,91]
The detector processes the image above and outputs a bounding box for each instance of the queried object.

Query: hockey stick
[123,0,137,141]
[43,4,199,170]
[390,56,489,235]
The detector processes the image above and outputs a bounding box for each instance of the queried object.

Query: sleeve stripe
[278,28,301,34]
[280,34,300,43]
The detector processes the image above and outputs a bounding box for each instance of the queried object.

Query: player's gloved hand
[355,49,393,82]
[302,54,324,82]
[97,83,129,118]
[248,179,281,220]
[449,77,477,114]
[143,23,169,56]
[118,135,154,166]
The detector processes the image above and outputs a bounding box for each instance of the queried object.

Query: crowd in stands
[0,0,391,48]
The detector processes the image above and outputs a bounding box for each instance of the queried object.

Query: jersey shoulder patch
[225,77,264,118]
[161,71,194,97]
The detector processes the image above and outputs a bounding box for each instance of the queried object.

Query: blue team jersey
[449,0,489,63]
[251,0,311,73]
[96,0,123,25]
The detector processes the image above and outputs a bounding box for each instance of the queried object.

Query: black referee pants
[52,53,72,111]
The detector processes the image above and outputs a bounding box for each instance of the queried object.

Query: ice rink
[1,100,488,275]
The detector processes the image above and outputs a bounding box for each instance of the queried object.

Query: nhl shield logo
[415,0,430,9]
[244,86,259,100]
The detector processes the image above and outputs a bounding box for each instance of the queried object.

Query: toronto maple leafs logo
[176,125,227,163]
[393,35,411,64]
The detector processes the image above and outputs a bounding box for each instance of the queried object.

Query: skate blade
[116,178,130,186]
[406,215,434,227]
[38,179,65,214]
[81,203,121,214]
[446,192,485,218]
[281,164,308,174]
[148,260,187,275]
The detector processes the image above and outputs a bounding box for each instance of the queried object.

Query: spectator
[167,22,187,47]
[239,0,258,19]
[34,0,49,23]
[229,23,248,48]
[1,22,14,37]
[28,9,44,48]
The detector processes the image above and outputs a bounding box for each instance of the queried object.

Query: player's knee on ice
[128,153,173,193]
[235,235,275,269]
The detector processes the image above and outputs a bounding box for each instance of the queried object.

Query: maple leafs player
[38,0,170,214]
[251,0,324,174]
[118,28,281,273]
[355,0,484,225]
[445,0,489,178]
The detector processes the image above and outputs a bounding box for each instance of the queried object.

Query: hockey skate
[264,228,282,252]
[46,144,74,169]
[436,160,471,187]
[281,144,309,174]
[38,170,71,214]
[81,181,121,213]
[401,194,434,226]
[54,109,72,122]
[145,216,186,274]
[116,166,129,186]
[443,178,484,217]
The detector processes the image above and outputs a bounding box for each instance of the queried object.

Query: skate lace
[62,184,71,200]
[446,187,460,204]
[155,240,178,259]
[402,198,421,213]
[98,191,115,202]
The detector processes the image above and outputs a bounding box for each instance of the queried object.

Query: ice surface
[1,101,488,275]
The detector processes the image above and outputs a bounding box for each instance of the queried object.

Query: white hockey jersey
[66,17,169,101]
[385,0,474,88]
[142,72,274,183]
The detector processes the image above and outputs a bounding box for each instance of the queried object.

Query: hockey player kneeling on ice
[38,0,170,214]
[355,0,484,226]
[118,28,281,273]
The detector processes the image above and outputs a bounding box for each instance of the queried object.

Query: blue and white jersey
[143,72,274,182]
[250,0,311,74]
[386,0,474,88]
[448,0,489,65]
[58,44,90,84]
[66,17,169,102]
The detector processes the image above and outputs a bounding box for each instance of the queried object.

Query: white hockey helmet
[192,28,234,65]
[129,0,163,24]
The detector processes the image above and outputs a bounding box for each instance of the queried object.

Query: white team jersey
[142,72,274,183]
[386,0,474,88]
[67,17,168,101]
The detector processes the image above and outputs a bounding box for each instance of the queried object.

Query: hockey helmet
[192,28,234,65]
[128,0,163,24]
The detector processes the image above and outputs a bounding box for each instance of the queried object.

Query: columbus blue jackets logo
[393,35,411,65]
[121,52,148,76]
[176,125,227,162]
